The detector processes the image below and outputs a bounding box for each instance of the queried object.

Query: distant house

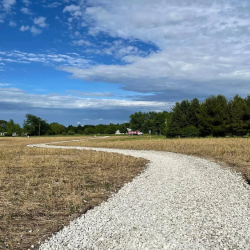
[115,130,125,135]
[0,132,7,136]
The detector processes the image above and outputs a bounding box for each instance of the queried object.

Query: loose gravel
[27,143,250,250]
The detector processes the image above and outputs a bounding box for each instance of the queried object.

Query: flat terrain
[0,137,147,250]
[1,135,250,249]
[58,136,250,184]
[32,144,250,249]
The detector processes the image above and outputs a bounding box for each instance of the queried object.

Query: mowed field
[58,135,250,184]
[0,137,147,250]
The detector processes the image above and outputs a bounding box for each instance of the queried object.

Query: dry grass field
[0,137,147,250]
[58,136,250,185]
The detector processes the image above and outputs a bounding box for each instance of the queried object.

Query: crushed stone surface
[27,143,250,250]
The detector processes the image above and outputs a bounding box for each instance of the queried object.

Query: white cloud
[0,50,90,68]
[2,0,16,11]
[30,25,42,35]
[0,83,11,86]
[67,90,114,97]
[54,0,250,100]
[21,7,32,15]
[63,4,81,13]
[34,16,48,28]
[19,25,29,31]
[63,4,83,22]
[43,2,62,8]
[22,0,30,6]
[9,21,16,27]
[0,87,173,111]
[73,39,92,46]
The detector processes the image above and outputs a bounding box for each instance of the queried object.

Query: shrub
[243,133,250,138]
[67,130,75,135]
[179,126,200,138]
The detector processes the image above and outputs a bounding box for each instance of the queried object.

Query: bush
[179,126,200,138]
[62,131,66,135]
[243,133,250,138]
[67,130,75,135]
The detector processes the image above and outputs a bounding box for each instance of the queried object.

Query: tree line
[0,114,131,136]
[167,94,250,137]
[1,94,250,137]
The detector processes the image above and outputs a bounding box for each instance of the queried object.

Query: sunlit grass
[59,136,250,184]
[0,137,147,250]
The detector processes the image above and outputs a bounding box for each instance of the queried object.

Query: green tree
[95,124,106,134]
[76,124,83,134]
[50,122,66,135]
[0,120,7,132]
[197,95,229,137]
[153,111,168,135]
[84,127,95,135]
[105,123,117,134]
[179,126,200,137]
[117,123,127,133]
[6,119,21,135]
[187,98,200,127]
[228,95,250,136]
[66,125,77,134]
[130,112,145,131]
[23,114,49,136]
[167,102,184,137]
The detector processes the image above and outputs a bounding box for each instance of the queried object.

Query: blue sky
[1,0,250,126]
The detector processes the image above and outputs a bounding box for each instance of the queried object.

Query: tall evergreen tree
[228,95,250,136]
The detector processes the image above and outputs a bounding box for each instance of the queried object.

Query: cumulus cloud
[20,7,32,15]
[56,0,250,101]
[30,25,42,35]
[72,39,92,46]
[9,21,16,27]
[43,2,62,8]
[63,4,81,13]
[19,25,29,31]
[2,0,16,11]
[19,25,42,35]
[22,0,30,6]
[34,16,48,28]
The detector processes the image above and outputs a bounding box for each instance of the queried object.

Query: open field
[0,137,147,250]
[58,136,250,184]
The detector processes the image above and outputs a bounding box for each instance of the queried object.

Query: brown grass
[58,136,250,184]
[0,137,147,250]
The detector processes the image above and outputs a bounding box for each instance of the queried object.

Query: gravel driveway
[27,143,250,250]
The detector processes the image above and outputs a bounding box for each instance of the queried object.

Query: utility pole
[39,122,41,136]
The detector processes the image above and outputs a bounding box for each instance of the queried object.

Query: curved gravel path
[27,143,250,250]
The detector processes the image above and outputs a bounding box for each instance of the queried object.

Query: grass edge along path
[0,137,148,250]
[56,136,250,185]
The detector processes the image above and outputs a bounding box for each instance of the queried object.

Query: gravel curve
[27,143,250,250]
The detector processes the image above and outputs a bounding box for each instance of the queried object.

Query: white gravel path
[27,143,250,250]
